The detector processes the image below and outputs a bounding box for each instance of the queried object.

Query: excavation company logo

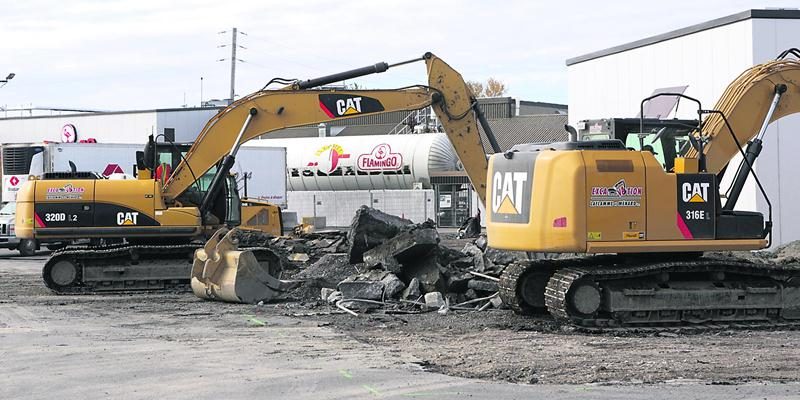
[589,179,642,207]
[357,144,402,171]
[45,183,85,200]
[491,169,531,224]
[116,212,139,226]
[681,181,710,203]
[318,94,385,118]
[307,144,350,173]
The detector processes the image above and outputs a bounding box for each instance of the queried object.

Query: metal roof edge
[518,100,568,108]
[0,106,223,121]
[566,9,800,66]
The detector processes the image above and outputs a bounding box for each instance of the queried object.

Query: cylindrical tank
[243,133,458,191]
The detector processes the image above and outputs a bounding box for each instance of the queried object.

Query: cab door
[93,179,158,228]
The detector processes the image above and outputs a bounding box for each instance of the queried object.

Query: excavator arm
[163,53,492,205]
[687,55,800,174]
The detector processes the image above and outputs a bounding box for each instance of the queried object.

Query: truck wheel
[17,239,38,257]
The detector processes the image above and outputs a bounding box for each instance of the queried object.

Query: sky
[1,0,797,113]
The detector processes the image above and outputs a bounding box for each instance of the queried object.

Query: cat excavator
[14,52,493,297]
[494,49,800,328]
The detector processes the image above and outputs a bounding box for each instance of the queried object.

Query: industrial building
[567,8,800,246]
[0,98,567,228]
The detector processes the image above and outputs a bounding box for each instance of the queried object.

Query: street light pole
[0,73,15,88]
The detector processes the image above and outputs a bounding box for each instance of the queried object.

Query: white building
[0,107,221,144]
[567,8,800,246]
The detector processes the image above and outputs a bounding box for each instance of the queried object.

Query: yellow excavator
[153,47,800,323]
[493,49,800,328]
[14,52,493,295]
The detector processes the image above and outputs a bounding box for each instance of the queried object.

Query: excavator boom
[686,57,800,174]
[164,53,491,205]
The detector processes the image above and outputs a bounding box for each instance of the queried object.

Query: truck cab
[0,201,48,255]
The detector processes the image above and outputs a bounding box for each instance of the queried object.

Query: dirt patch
[315,310,800,385]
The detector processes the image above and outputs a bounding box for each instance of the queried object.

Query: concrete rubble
[347,205,413,264]
[236,206,530,312]
[243,206,530,314]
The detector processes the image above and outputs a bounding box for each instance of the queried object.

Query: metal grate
[42,171,99,180]
[2,146,43,175]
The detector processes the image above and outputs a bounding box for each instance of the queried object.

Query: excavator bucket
[191,228,286,304]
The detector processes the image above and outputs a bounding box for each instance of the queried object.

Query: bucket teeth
[191,228,284,304]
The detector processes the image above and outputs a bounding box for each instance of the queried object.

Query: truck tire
[17,239,38,257]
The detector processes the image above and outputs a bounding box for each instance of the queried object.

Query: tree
[484,77,507,97]
[466,78,508,97]
[466,80,484,97]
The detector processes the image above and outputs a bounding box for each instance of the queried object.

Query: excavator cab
[577,117,698,172]
[623,125,694,171]
[137,137,277,234]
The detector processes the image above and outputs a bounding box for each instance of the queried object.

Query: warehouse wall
[287,190,435,227]
[567,20,753,126]
[0,108,221,145]
[749,18,800,246]
[0,112,158,143]
[156,109,220,142]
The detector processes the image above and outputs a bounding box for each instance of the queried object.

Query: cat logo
[336,97,363,116]
[682,182,710,203]
[116,212,139,226]
[492,172,528,214]
[318,94,385,118]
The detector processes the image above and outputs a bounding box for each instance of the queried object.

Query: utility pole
[229,27,237,102]
[200,77,204,106]
[218,28,246,104]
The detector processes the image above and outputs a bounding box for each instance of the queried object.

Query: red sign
[61,124,77,143]
[9,176,19,186]
[357,143,402,171]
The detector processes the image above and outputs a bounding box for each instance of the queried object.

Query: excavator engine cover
[191,228,284,303]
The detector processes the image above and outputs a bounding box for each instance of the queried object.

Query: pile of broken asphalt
[241,205,527,314]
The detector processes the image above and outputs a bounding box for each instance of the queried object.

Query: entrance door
[436,184,472,227]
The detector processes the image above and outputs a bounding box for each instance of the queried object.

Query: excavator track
[43,244,201,294]
[498,260,557,314]
[42,243,281,294]
[500,255,800,332]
